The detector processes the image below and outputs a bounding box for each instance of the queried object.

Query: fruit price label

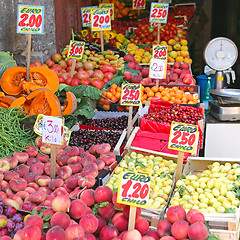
[149,58,167,79]
[120,83,141,106]
[67,40,85,59]
[99,3,114,20]
[91,8,111,31]
[149,3,169,24]
[81,6,97,27]
[17,5,44,34]
[153,45,167,60]
[168,122,198,154]
[117,169,150,208]
[132,0,145,9]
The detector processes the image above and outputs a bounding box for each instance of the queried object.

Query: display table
[204,114,240,158]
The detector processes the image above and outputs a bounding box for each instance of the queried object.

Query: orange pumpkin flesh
[61,91,77,115]
[9,96,27,109]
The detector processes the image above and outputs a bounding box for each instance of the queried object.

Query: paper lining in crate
[170,156,240,235]
[104,148,179,219]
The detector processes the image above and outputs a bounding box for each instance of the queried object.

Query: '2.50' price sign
[67,41,85,59]
[117,170,150,208]
[81,6,97,27]
[42,116,64,146]
[149,3,169,24]
[91,8,111,31]
[99,3,114,20]
[120,83,141,106]
[133,0,145,9]
[168,122,198,154]
[17,5,44,34]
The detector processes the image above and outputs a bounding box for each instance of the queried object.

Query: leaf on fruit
[237,175,240,181]
[39,211,43,218]
[43,222,51,230]
[113,188,118,194]
[180,173,186,179]
[206,234,219,240]
[204,221,210,231]
[236,165,240,168]
[224,208,235,213]
[135,160,146,169]
[126,158,135,163]
[30,209,38,215]
[42,214,52,221]
[99,201,109,208]
[92,204,99,216]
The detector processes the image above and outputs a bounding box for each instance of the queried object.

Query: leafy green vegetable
[124,63,141,76]
[103,75,126,89]
[0,51,17,79]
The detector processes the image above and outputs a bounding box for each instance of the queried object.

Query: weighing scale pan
[209,89,240,103]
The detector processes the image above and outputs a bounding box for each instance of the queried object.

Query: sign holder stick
[138,9,140,16]
[50,144,57,179]
[128,206,137,230]
[127,106,133,140]
[100,31,104,52]
[70,59,77,78]
[175,151,184,181]
[26,34,32,82]
[157,23,161,45]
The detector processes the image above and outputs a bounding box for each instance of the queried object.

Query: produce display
[105,151,177,210]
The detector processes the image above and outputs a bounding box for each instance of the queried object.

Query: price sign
[168,122,198,154]
[42,116,64,145]
[81,6,97,27]
[149,58,167,79]
[133,0,145,9]
[67,40,85,59]
[149,3,169,24]
[120,83,141,106]
[117,170,150,208]
[91,8,111,31]
[17,5,44,34]
[153,45,167,59]
[99,3,114,20]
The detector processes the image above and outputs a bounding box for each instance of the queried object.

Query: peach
[157,220,172,238]
[25,187,36,194]
[171,220,189,240]
[39,186,52,195]
[10,194,23,206]
[15,164,29,177]
[43,208,54,219]
[2,187,13,197]
[4,198,20,209]
[170,73,178,82]
[27,182,39,191]
[0,191,7,200]
[31,162,44,175]
[89,144,99,155]
[64,146,79,157]
[0,159,10,173]
[78,147,85,156]
[135,217,149,235]
[44,195,54,207]
[35,175,51,187]
[25,214,44,230]
[122,230,141,240]
[95,159,105,170]
[159,237,176,240]
[44,162,60,176]
[58,166,72,180]
[98,202,115,220]
[4,170,19,181]
[13,152,29,163]
[94,186,113,203]
[9,177,27,192]
[50,212,71,230]
[189,212,205,225]
[123,205,141,220]
[65,175,79,189]
[119,231,127,239]
[69,219,78,226]
[112,238,121,240]
[69,199,87,220]
[68,156,81,165]
[56,148,65,158]
[85,234,96,240]
[52,194,71,212]
[188,222,208,240]
[82,154,96,167]
[52,187,69,197]
[186,209,200,222]
[46,226,67,240]
[100,225,119,240]
[96,143,111,155]
[166,206,186,223]
[78,175,96,188]
[25,145,38,157]
[65,224,85,240]
[57,154,70,166]
[69,188,82,199]
[142,237,155,240]
[27,157,40,166]
[48,178,64,190]
[40,143,51,155]
[112,191,124,209]
[173,61,181,69]
[95,215,107,234]
[6,157,18,169]
[29,190,47,203]
[146,230,159,240]
[35,136,42,147]
[19,225,42,240]
[69,162,82,174]
[36,152,49,163]
[100,152,116,166]
[16,191,28,201]
[0,236,12,240]
[80,189,95,207]
[112,212,128,232]
[63,184,72,193]
[79,214,98,233]
[24,172,37,183]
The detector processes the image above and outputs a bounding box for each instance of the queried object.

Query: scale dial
[204,37,238,71]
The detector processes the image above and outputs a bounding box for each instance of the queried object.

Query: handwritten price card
[153,45,167,59]
[149,3,169,24]
[42,116,64,145]
[81,6,97,27]
[91,8,111,31]
[99,3,114,20]
[17,5,44,34]
[149,58,167,79]
[67,40,85,59]
[117,170,150,208]
[120,83,141,106]
[168,122,198,153]
[133,0,145,9]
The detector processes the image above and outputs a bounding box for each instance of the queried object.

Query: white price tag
[149,58,167,79]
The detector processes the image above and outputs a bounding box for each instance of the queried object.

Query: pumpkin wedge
[61,91,77,115]
[9,96,27,109]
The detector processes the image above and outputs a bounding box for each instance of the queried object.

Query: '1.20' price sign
[117,170,150,208]
[91,8,111,31]
[81,6,97,27]
[42,116,64,146]
[149,3,169,24]
[67,40,85,59]
[120,83,141,106]
[168,122,198,153]
[17,5,44,34]
[133,0,145,9]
